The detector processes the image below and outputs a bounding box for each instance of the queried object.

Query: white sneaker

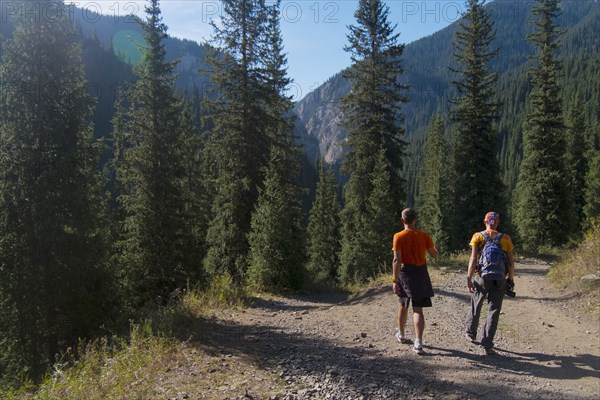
[394,328,411,344]
[465,333,476,343]
[413,343,424,355]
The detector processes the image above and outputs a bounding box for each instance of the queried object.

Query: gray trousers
[466,275,506,349]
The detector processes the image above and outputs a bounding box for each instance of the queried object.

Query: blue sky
[67,1,466,100]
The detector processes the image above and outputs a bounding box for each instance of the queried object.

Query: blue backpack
[478,231,507,280]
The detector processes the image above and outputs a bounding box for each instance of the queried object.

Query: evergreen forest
[0,0,598,388]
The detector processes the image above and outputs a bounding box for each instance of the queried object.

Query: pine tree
[449,0,505,250]
[114,0,199,307]
[583,154,600,224]
[367,146,398,272]
[0,1,110,381]
[514,0,569,249]
[418,115,451,252]
[588,120,600,153]
[306,161,341,286]
[202,0,271,282]
[247,0,306,292]
[583,120,600,225]
[565,96,588,235]
[180,103,206,278]
[339,0,408,283]
[247,145,305,291]
[262,0,294,140]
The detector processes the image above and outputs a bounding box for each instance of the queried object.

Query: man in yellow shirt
[465,211,515,355]
[392,208,438,354]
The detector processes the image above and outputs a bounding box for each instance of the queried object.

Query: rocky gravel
[170,259,599,399]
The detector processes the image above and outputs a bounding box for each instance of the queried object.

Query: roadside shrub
[549,218,600,291]
[34,322,184,400]
[201,273,248,308]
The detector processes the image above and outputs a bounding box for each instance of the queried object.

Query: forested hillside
[294,0,600,205]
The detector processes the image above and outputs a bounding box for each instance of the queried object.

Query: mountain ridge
[293,0,599,176]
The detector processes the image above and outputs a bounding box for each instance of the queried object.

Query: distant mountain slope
[72,8,212,91]
[293,0,599,198]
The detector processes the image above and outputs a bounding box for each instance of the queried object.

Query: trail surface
[163,259,600,399]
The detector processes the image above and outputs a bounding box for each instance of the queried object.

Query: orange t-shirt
[392,229,434,266]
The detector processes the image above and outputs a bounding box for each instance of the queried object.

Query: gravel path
[177,259,600,399]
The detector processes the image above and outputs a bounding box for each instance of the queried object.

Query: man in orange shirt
[392,208,438,354]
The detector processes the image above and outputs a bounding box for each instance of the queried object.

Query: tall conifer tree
[339,0,408,283]
[114,0,199,307]
[418,115,451,252]
[584,121,600,225]
[306,161,341,286]
[202,0,271,282]
[514,0,569,249]
[449,0,504,250]
[583,154,600,224]
[0,0,110,380]
[367,146,397,272]
[247,145,305,291]
[247,0,306,291]
[565,97,588,235]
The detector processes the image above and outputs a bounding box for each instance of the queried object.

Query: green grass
[549,219,600,293]
[431,251,471,271]
[22,282,275,399]
[14,274,253,399]
[32,322,186,400]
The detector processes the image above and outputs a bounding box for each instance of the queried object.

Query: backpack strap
[479,232,504,256]
[494,232,504,244]
[481,231,503,244]
[477,231,490,256]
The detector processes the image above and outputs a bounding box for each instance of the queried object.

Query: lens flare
[112,29,144,66]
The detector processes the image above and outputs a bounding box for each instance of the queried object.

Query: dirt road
[164,259,600,399]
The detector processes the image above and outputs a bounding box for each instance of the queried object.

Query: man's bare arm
[467,245,478,278]
[392,249,402,280]
[506,251,515,280]
[427,246,439,259]
[466,245,478,293]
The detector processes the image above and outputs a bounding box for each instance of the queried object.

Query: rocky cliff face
[293,74,350,165]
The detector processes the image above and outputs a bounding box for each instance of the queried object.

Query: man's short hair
[402,208,416,224]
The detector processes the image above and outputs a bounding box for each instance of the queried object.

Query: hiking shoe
[413,343,424,355]
[484,347,496,355]
[465,333,476,343]
[395,328,411,344]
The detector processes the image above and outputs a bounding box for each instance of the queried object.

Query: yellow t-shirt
[470,229,514,253]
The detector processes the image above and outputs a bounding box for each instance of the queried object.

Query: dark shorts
[397,296,432,308]
[396,264,434,309]
[398,264,435,298]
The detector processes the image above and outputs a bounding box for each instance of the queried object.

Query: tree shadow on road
[427,344,600,381]
[515,267,549,276]
[434,288,471,303]
[510,291,580,302]
[344,285,388,305]
[244,287,356,312]
[170,309,581,399]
